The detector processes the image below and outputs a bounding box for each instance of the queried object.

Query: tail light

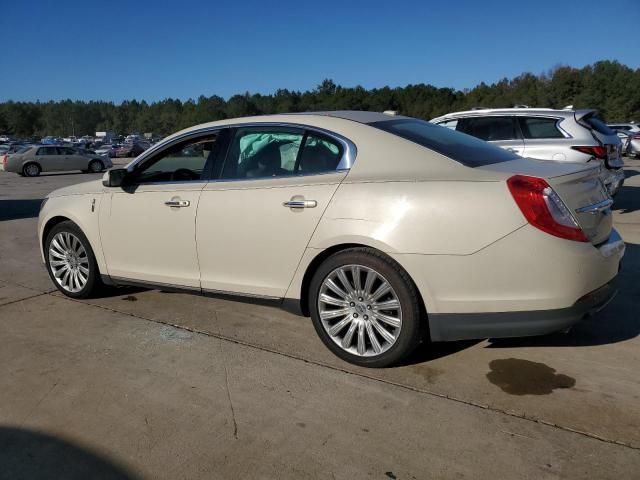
[632,133,640,140]
[571,145,607,159]
[2,154,7,168]
[507,175,588,242]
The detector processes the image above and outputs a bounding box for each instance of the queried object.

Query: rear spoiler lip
[574,109,598,124]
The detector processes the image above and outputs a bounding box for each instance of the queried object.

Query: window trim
[126,128,230,186]
[126,122,357,186]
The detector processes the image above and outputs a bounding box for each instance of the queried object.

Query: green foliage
[0,60,638,138]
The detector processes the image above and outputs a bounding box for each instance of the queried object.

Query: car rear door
[457,116,524,155]
[35,146,62,171]
[196,125,350,298]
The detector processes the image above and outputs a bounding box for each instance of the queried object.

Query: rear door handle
[283,199,317,209]
[164,200,190,208]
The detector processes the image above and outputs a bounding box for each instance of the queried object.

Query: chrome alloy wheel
[48,232,90,293]
[318,265,402,357]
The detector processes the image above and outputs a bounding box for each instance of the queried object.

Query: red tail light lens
[507,175,588,242]
[2,154,7,168]
[570,145,608,159]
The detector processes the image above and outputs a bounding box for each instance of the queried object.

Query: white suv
[431,108,625,195]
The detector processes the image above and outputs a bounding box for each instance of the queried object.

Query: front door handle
[283,199,317,209]
[164,199,190,208]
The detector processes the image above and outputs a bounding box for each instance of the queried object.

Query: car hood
[48,179,104,198]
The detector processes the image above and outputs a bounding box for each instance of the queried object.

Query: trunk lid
[575,110,624,168]
[479,158,612,245]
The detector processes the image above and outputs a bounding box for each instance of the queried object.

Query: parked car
[114,142,147,158]
[616,130,640,158]
[41,136,62,145]
[431,108,625,196]
[94,144,117,158]
[608,123,640,134]
[37,112,624,367]
[3,145,113,176]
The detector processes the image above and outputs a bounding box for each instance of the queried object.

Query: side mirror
[102,168,128,187]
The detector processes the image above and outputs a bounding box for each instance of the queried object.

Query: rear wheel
[23,163,41,177]
[309,248,424,367]
[45,221,102,299]
[88,159,104,173]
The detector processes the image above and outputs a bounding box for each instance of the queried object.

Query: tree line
[1,60,638,138]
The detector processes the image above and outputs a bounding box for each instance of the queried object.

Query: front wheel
[309,248,424,368]
[45,221,102,298]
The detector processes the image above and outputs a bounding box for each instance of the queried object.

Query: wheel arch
[40,213,105,276]
[297,243,428,326]
[22,160,41,173]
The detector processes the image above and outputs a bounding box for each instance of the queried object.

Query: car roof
[293,110,412,124]
[431,107,584,120]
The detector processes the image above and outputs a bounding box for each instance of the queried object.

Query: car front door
[58,147,85,170]
[99,130,223,288]
[457,116,524,155]
[196,125,350,298]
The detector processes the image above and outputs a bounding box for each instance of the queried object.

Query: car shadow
[399,339,482,366]
[97,285,149,299]
[0,198,43,221]
[614,182,640,214]
[487,242,640,349]
[0,426,140,480]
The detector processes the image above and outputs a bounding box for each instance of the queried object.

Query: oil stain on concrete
[487,358,575,395]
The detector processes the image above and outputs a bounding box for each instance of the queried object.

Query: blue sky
[2,0,639,102]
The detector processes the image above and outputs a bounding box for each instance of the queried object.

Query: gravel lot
[0,158,639,479]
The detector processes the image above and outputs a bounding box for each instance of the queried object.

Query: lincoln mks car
[38,111,625,367]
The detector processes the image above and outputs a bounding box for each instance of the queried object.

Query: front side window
[221,127,343,179]
[130,133,219,184]
[518,117,564,139]
[457,116,518,141]
[60,147,77,155]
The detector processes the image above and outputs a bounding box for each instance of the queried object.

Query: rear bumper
[429,281,618,341]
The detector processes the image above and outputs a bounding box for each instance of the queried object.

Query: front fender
[38,194,107,274]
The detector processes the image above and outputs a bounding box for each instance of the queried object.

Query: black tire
[44,220,103,299]
[309,247,424,368]
[23,163,41,177]
[88,159,104,173]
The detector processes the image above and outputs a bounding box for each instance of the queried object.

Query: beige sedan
[37,112,625,367]
[3,145,113,176]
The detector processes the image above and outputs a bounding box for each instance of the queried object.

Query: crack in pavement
[4,291,640,452]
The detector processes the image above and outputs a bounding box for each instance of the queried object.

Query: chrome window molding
[127,121,358,176]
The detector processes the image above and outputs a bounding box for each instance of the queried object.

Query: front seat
[246,143,286,178]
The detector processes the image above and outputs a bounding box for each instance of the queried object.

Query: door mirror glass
[102,168,128,187]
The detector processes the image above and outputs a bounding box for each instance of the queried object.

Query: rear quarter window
[518,117,565,139]
[369,119,519,167]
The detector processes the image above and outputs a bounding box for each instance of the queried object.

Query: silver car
[615,130,640,158]
[2,145,113,177]
[431,108,625,195]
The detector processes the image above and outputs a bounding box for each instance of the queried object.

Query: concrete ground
[0,158,639,479]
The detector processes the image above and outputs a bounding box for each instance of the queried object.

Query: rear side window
[369,119,519,167]
[222,127,343,179]
[456,116,518,141]
[518,117,564,139]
